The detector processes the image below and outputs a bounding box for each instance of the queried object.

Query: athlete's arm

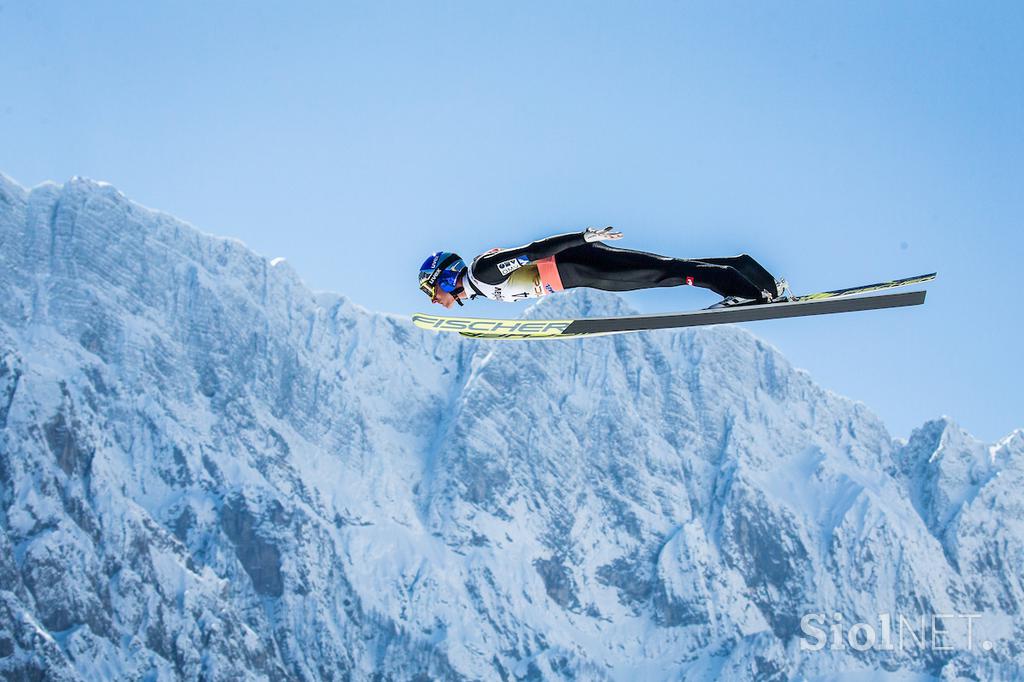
[471,230,591,285]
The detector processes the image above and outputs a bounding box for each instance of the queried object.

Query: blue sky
[2,1,1021,441]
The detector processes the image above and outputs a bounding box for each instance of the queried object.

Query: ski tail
[793,272,936,301]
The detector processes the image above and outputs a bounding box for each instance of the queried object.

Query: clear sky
[2,1,1021,441]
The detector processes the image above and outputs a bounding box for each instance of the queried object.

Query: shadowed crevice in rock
[220,496,285,598]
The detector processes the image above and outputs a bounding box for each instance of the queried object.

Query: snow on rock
[0,172,1020,680]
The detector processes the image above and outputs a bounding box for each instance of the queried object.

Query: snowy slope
[0,174,1020,681]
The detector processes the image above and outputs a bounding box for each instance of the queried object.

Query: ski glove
[583,226,623,243]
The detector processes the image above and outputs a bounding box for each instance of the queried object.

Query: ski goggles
[419,253,465,299]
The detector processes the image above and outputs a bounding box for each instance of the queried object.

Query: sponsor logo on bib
[497,255,530,276]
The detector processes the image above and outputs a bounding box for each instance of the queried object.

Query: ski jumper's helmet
[419,251,467,305]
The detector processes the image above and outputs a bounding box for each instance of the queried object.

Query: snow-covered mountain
[0,174,1020,681]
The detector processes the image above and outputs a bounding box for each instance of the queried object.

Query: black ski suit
[468,231,779,301]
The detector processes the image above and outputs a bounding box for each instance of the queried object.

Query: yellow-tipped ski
[412,313,574,338]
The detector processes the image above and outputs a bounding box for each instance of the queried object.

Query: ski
[789,272,935,302]
[411,273,934,340]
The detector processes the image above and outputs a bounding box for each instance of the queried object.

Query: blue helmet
[419,251,466,300]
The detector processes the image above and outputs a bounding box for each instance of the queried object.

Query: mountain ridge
[0,174,1020,680]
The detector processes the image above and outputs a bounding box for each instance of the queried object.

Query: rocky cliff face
[0,174,1020,680]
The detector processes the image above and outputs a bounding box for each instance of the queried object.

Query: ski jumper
[463,231,778,302]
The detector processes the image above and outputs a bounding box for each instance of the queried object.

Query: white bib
[465,265,546,302]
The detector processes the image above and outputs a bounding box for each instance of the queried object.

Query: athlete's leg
[695,254,780,297]
[555,243,765,299]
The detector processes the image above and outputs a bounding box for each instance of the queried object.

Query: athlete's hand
[584,226,623,243]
